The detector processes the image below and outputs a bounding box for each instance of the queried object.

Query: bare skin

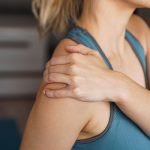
[20,0,150,150]
[43,4,150,137]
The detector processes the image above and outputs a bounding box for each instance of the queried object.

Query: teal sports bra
[64,26,150,150]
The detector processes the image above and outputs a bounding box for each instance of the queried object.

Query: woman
[20,0,150,149]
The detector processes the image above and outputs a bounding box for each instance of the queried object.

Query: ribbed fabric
[63,26,150,150]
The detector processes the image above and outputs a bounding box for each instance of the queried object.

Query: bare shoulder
[127,14,150,55]
[34,37,110,143]
[52,38,78,57]
[36,38,78,98]
[21,91,95,149]
[20,37,101,149]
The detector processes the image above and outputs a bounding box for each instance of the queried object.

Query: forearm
[115,73,150,138]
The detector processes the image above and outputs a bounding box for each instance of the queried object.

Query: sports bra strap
[64,26,149,89]
[125,30,149,89]
[64,26,113,70]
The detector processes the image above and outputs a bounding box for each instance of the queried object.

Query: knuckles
[76,44,84,50]
[69,53,79,62]
[43,70,47,76]
[72,87,83,98]
[71,76,79,85]
[49,57,55,65]
[93,50,99,56]
[68,64,79,74]
[90,50,100,56]
[43,77,47,83]
[48,73,55,82]
[53,91,61,98]
[70,76,85,85]
[48,68,51,74]
[45,61,49,68]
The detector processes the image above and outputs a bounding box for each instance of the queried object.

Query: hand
[43,44,123,102]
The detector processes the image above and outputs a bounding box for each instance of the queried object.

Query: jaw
[123,0,150,8]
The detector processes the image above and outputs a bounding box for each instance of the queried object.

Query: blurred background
[0,0,149,149]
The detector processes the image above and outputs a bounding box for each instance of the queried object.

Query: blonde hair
[32,0,83,37]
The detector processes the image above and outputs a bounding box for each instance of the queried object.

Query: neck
[78,0,136,57]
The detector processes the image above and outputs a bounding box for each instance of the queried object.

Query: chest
[77,44,147,141]
[109,42,146,88]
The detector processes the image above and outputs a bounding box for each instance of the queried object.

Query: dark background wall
[135,8,150,26]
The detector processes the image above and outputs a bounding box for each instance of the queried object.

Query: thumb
[66,44,96,55]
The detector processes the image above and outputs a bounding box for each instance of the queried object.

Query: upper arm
[146,27,150,87]
[127,14,150,86]
[134,16,150,87]
[127,14,148,55]
[36,38,78,99]
[20,39,94,150]
[20,90,93,150]
[52,38,78,57]
[134,15,150,87]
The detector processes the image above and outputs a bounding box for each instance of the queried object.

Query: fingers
[44,64,80,76]
[44,89,72,98]
[45,53,80,69]
[43,68,49,76]
[43,74,50,83]
[43,72,85,88]
[66,44,90,55]
[43,87,83,99]
[44,65,68,77]
[45,44,100,69]
[43,73,71,84]
[44,83,67,90]
[43,66,70,83]
[45,45,90,69]
[45,55,70,69]
[66,44,99,56]
[48,64,70,74]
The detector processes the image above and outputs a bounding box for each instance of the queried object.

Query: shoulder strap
[125,30,149,89]
[64,27,116,144]
[64,27,148,89]
[64,26,113,70]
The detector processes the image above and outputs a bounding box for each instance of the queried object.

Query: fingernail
[43,90,45,94]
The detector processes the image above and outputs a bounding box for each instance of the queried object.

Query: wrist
[110,72,130,104]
